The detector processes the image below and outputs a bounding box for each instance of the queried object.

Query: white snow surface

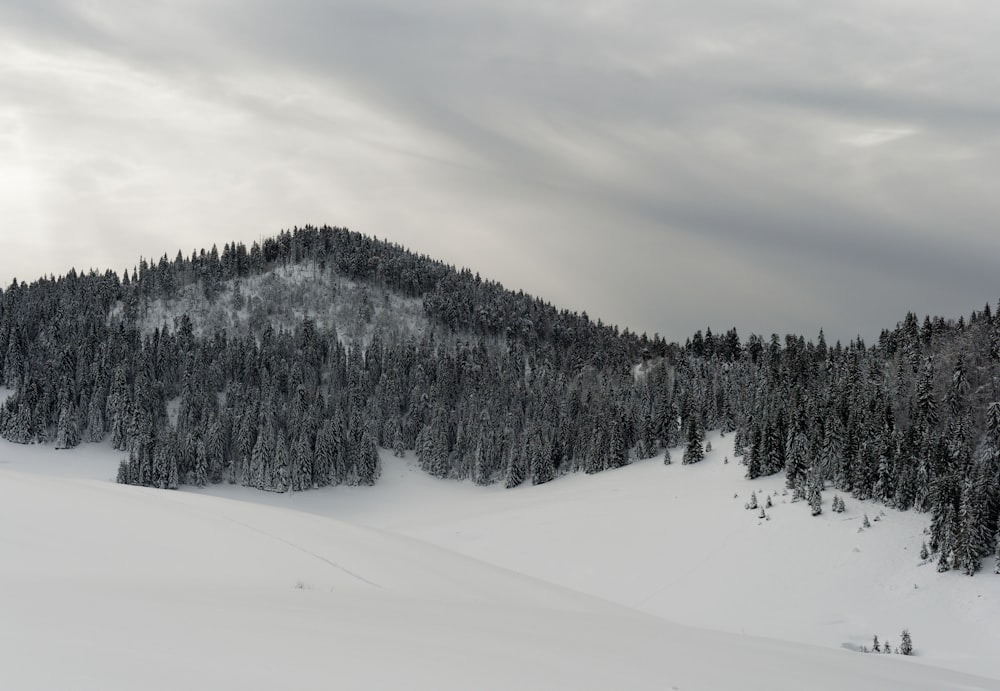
[2,432,999,690]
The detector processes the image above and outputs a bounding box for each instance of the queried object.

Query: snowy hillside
[191,431,1000,680]
[2,436,998,690]
[128,261,430,345]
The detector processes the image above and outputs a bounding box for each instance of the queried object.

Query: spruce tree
[682,417,704,465]
[899,630,913,656]
[273,432,290,492]
[357,430,381,486]
[194,440,208,488]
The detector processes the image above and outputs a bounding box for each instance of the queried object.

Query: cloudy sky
[2,1,999,343]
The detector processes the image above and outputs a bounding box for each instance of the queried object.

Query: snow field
[1,432,999,690]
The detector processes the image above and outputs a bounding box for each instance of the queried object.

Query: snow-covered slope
[2,435,998,690]
[127,261,429,345]
[186,432,1000,681]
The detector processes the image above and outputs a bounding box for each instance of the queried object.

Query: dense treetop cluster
[1,225,998,574]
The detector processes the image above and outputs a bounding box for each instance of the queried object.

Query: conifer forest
[2,226,999,575]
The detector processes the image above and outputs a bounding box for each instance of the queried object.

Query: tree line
[0,226,998,574]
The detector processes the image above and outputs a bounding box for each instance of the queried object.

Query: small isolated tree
[872,635,881,653]
[746,491,758,510]
[765,495,773,509]
[899,629,913,656]
[758,507,766,520]
[863,513,871,529]
[809,488,822,516]
[920,541,929,561]
[705,440,713,453]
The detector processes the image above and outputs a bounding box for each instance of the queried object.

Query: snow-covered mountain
[3,226,1000,688]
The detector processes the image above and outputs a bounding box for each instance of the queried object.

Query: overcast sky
[2,1,999,343]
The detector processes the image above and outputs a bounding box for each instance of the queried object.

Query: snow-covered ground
[2,432,998,690]
[124,262,429,346]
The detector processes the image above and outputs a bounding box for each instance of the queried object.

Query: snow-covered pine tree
[272,431,290,492]
[682,416,704,465]
[54,401,81,450]
[995,531,1000,575]
[807,464,823,516]
[194,439,208,488]
[293,429,313,491]
[899,630,913,656]
[315,419,338,486]
[356,429,381,486]
[392,420,405,458]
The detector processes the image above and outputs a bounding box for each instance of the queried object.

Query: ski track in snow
[157,493,386,590]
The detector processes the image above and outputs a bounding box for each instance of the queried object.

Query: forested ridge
[1,225,998,574]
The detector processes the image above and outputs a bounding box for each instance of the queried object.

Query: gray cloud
[2,1,999,343]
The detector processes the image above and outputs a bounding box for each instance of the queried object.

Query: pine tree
[899,630,913,656]
[356,430,381,486]
[682,417,704,465]
[315,420,338,486]
[995,530,1000,575]
[207,416,226,484]
[116,458,130,484]
[505,431,527,489]
[530,427,555,486]
[807,464,823,516]
[194,440,208,488]
[293,430,313,491]
[392,421,405,458]
[273,432,290,492]
[786,429,810,490]
[86,391,106,442]
[809,486,822,516]
[249,426,270,489]
[54,403,80,450]
[167,449,179,490]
